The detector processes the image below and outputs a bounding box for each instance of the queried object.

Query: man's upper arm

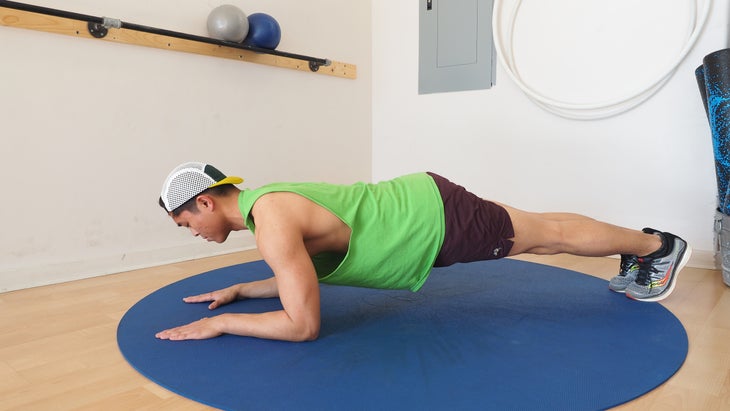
[254,203,321,338]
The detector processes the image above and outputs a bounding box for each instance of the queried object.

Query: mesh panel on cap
[165,169,214,211]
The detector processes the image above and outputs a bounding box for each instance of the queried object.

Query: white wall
[0,0,371,291]
[373,0,728,267]
[3,1,725,292]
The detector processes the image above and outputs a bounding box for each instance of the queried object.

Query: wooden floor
[1,250,728,410]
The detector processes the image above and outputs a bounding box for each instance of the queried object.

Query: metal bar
[0,0,101,23]
[120,20,330,67]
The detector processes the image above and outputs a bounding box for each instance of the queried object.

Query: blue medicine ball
[243,13,281,49]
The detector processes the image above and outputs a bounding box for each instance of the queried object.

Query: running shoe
[608,254,640,293]
[626,230,692,302]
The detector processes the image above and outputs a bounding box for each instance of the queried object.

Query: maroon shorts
[428,172,515,267]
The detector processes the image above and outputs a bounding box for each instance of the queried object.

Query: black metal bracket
[87,22,107,38]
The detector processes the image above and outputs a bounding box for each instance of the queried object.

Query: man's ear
[196,194,215,211]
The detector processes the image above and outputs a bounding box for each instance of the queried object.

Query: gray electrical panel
[419,0,496,94]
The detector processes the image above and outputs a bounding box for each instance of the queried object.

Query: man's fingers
[182,288,236,309]
[155,317,220,341]
[156,324,191,340]
[155,329,172,339]
[183,293,215,303]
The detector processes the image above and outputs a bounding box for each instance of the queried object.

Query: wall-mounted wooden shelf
[0,1,357,79]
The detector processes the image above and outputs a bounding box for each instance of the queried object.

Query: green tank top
[238,173,445,291]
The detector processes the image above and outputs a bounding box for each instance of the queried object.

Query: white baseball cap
[160,162,243,212]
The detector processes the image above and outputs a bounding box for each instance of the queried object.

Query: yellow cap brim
[210,176,243,188]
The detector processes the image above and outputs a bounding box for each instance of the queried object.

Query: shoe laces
[636,257,657,286]
[619,255,638,275]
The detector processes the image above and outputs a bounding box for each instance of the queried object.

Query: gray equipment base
[714,211,730,287]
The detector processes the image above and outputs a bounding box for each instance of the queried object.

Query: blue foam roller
[699,48,730,213]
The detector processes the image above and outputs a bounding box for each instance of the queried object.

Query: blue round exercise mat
[117,259,687,410]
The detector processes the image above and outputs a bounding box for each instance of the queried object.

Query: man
[155,162,691,342]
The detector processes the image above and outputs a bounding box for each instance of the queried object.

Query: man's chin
[213,234,230,243]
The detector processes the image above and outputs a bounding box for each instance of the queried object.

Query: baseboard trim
[607,249,716,270]
[685,249,716,270]
[0,236,257,293]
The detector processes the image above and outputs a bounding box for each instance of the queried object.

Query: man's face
[170,206,230,243]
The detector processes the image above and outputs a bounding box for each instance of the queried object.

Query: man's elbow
[299,329,319,342]
[300,324,320,341]
[291,321,320,342]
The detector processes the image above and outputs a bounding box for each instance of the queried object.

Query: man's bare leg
[500,205,662,258]
[493,202,689,302]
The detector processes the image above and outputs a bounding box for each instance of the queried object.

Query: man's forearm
[217,310,319,342]
[239,277,279,299]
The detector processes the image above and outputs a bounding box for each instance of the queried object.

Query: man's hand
[183,284,241,310]
[155,316,224,340]
[182,278,280,311]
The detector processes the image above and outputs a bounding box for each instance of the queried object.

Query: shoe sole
[627,244,692,302]
[608,283,627,293]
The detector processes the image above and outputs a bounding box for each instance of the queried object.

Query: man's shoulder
[251,191,328,220]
